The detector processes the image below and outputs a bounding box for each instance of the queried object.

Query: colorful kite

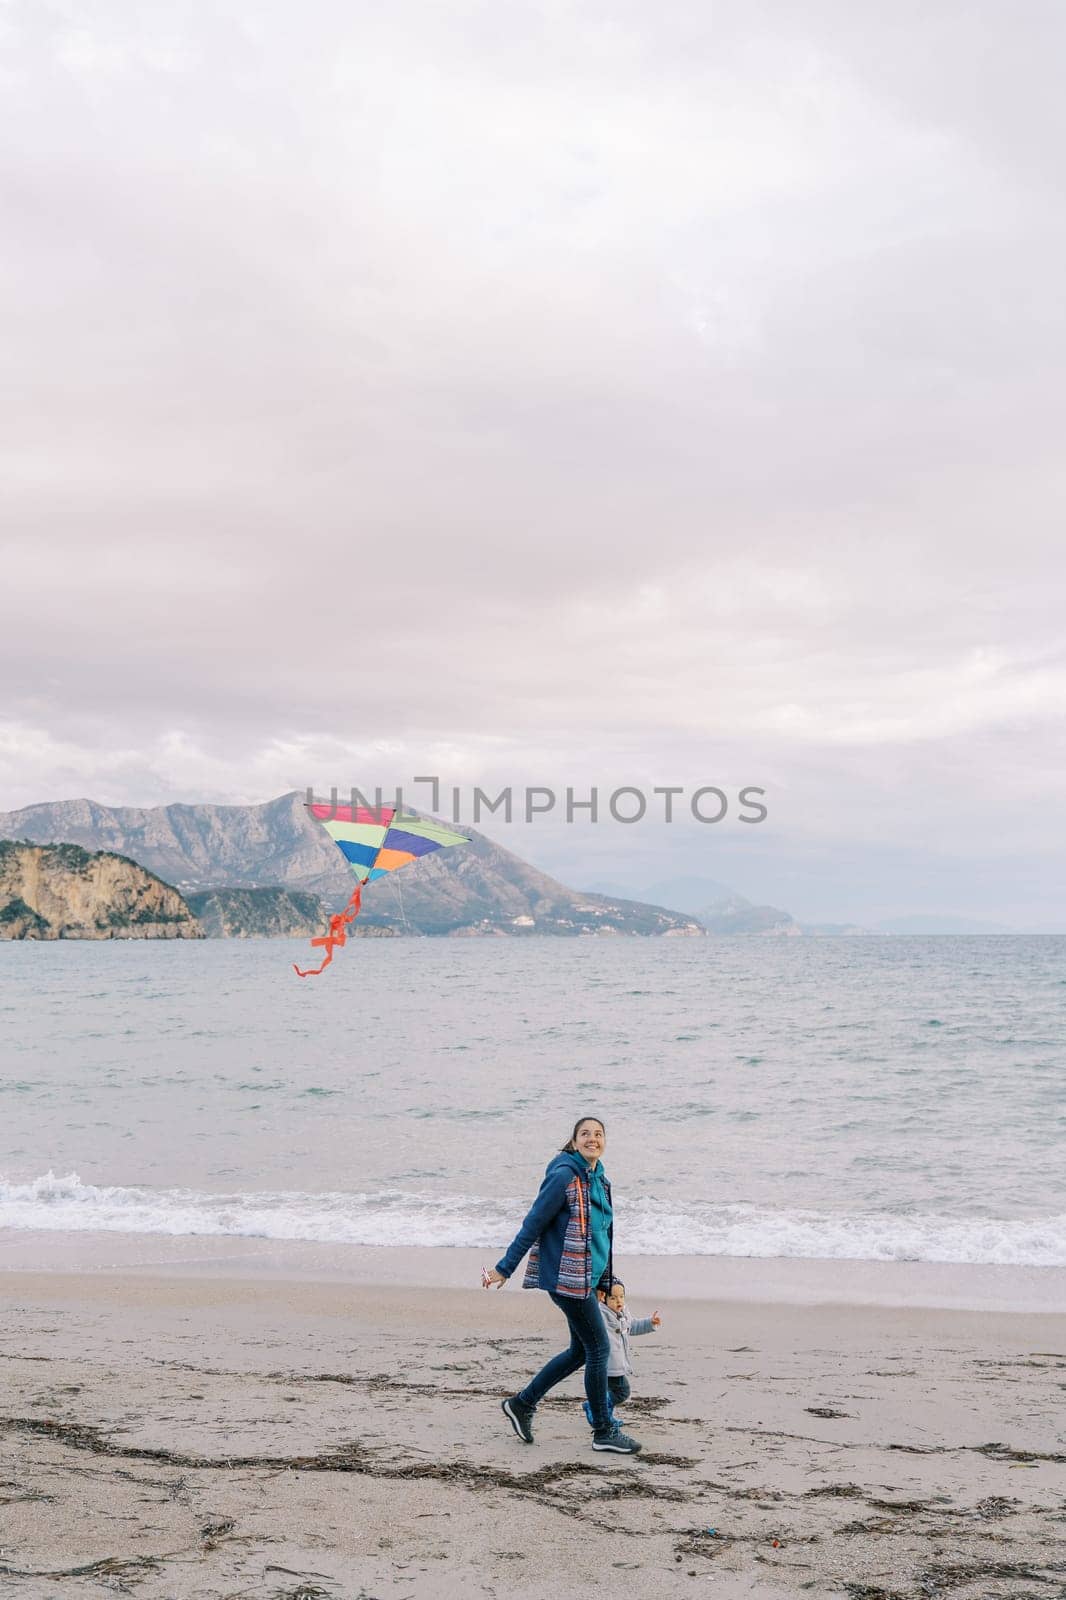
[294,801,470,976]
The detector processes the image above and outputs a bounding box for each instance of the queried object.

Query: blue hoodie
[496,1151,614,1298]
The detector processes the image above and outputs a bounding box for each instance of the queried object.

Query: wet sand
[1,1258,1064,1599]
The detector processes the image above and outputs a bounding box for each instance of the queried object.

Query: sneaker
[592,1423,642,1454]
[501,1396,535,1444]
[583,1400,619,1428]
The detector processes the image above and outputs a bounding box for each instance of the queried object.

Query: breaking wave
[2,1171,1064,1267]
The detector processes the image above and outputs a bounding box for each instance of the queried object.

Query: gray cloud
[3,1,1064,921]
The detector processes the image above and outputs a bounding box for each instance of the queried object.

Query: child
[583,1279,662,1426]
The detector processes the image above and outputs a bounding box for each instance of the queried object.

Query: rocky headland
[0,841,202,940]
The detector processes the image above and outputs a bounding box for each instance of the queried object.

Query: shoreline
[1,1229,1065,1312]
[4,1266,1066,1346]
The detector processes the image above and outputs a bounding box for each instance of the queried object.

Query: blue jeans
[516,1291,612,1432]
[584,1376,630,1427]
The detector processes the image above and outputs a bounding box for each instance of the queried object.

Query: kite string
[393,870,410,934]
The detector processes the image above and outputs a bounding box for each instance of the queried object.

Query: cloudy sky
[4,1,1064,925]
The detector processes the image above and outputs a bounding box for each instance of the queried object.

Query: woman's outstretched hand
[483,1267,506,1289]
[651,1310,662,1327]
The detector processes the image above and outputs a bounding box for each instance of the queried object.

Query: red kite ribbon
[293,883,363,977]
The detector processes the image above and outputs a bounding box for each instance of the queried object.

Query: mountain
[185,887,328,939]
[0,794,703,938]
[0,840,202,940]
[0,793,333,895]
[701,902,800,935]
[588,873,802,934]
[588,873,876,936]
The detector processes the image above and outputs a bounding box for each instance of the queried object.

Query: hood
[544,1151,590,1182]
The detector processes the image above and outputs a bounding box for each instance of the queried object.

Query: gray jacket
[600,1302,656,1377]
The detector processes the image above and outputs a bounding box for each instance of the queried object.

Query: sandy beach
[1,1249,1064,1599]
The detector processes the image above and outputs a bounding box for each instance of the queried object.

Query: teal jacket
[496,1152,614,1298]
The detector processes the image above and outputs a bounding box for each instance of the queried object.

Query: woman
[483,1116,642,1455]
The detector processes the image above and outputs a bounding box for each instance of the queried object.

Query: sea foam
[2,1171,1063,1267]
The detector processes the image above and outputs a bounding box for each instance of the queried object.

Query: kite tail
[293,882,363,977]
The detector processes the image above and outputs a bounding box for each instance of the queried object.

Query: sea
[1,936,1064,1273]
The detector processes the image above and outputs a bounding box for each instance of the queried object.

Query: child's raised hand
[651,1310,662,1328]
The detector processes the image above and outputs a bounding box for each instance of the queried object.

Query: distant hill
[588,873,874,935]
[590,873,805,935]
[702,902,799,935]
[0,794,703,938]
[185,887,329,939]
[0,840,202,940]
